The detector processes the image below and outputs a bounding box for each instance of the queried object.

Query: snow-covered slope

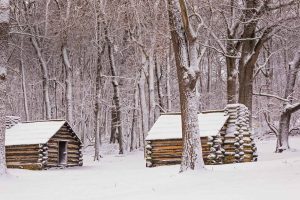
[1,137,300,200]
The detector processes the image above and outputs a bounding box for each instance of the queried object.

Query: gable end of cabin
[45,123,83,168]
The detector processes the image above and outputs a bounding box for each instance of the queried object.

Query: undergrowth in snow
[1,137,300,200]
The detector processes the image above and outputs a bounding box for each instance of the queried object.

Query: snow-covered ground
[1,137,300,200]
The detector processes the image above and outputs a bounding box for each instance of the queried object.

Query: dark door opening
[58,141,67,165]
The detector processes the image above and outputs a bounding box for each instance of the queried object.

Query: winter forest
[1,0,300,200]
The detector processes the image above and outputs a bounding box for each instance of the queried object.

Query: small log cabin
[145,104,257,167]
[5,120,83,170]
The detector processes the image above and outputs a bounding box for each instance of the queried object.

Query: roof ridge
[21,119,66,124]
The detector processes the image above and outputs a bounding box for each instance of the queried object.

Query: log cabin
[145,104,257,167]
[5,120,83,170]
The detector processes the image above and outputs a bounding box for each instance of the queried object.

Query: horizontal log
[7,163,43,170]
[6,147,41,153]
[6,155,39,160]
[51,134,78,141]
[48,152,58,157]
[47,141,80,147]
[6,151,39,156]
[67,154,80,159]
[67,158,80,163]
[48,152,81,158]
[6,159,39,163]
[151,145,183,150]
[6,144,40,149]
[47,144,58,149]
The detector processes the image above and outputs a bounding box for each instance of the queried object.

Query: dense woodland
[1,0,300,173]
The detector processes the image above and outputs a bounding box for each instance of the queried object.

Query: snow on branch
[253,92,289,102]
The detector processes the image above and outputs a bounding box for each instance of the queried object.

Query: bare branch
[253,92,289,102]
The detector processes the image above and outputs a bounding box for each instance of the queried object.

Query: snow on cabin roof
[146,112,229,140]
[5,120,66,146]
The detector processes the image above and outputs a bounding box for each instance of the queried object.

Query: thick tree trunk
[237,0,259,122]
[238,64,254,114]
[277,112,291,152]
[168,0,204,171]
[226,56,238,104]
[0,1,9,174]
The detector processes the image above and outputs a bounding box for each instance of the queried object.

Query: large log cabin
[145,104,258,167]
[5,120,83,170]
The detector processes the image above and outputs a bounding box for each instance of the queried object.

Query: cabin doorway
[58,141,67,165]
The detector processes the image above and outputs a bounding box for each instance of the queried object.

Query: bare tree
[0,0,9,175]
[167,0,205,171]
[256,49,300,152]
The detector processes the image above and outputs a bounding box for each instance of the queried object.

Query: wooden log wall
[46,123,83,168]
[145,137,212,167]
[145,104,258,168]
[6,144,43,170]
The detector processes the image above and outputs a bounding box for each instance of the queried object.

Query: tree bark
[93,46,104,160]
[106,35,124,154]
[167,0,204,171]
[62,44,73,124]
[148,54,156,127]
[166,45,172,112]
[155,57,164,112]
[20,37,29,121]
[138,57,149,143]
[130,86,139,151]
[0,0,9,175]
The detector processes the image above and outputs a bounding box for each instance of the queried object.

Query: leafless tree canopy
[1,0,300,165]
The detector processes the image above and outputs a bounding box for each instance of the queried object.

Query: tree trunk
[237,0,259,122]
[62,44,73,124]
[93,48,103,160]
[30,34,51,120]
[0,1,9,174]
[110,107,117,144]
[130,86,139,151]
[277,112,291,152]
[20,37,29,121]
[107,36,124,154]
[148,54,156,128]
[166,45,172,112]
[226,56,238,104]
[238,64,254,114]
[155,57,164,112]
[276,50,300,152]
[167,0,204,171]
[138,63,149,141]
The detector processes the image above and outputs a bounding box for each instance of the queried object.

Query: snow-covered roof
[146,112,229,140]
[5,120,66,146]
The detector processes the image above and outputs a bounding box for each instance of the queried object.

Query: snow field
[1,137,300,200]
